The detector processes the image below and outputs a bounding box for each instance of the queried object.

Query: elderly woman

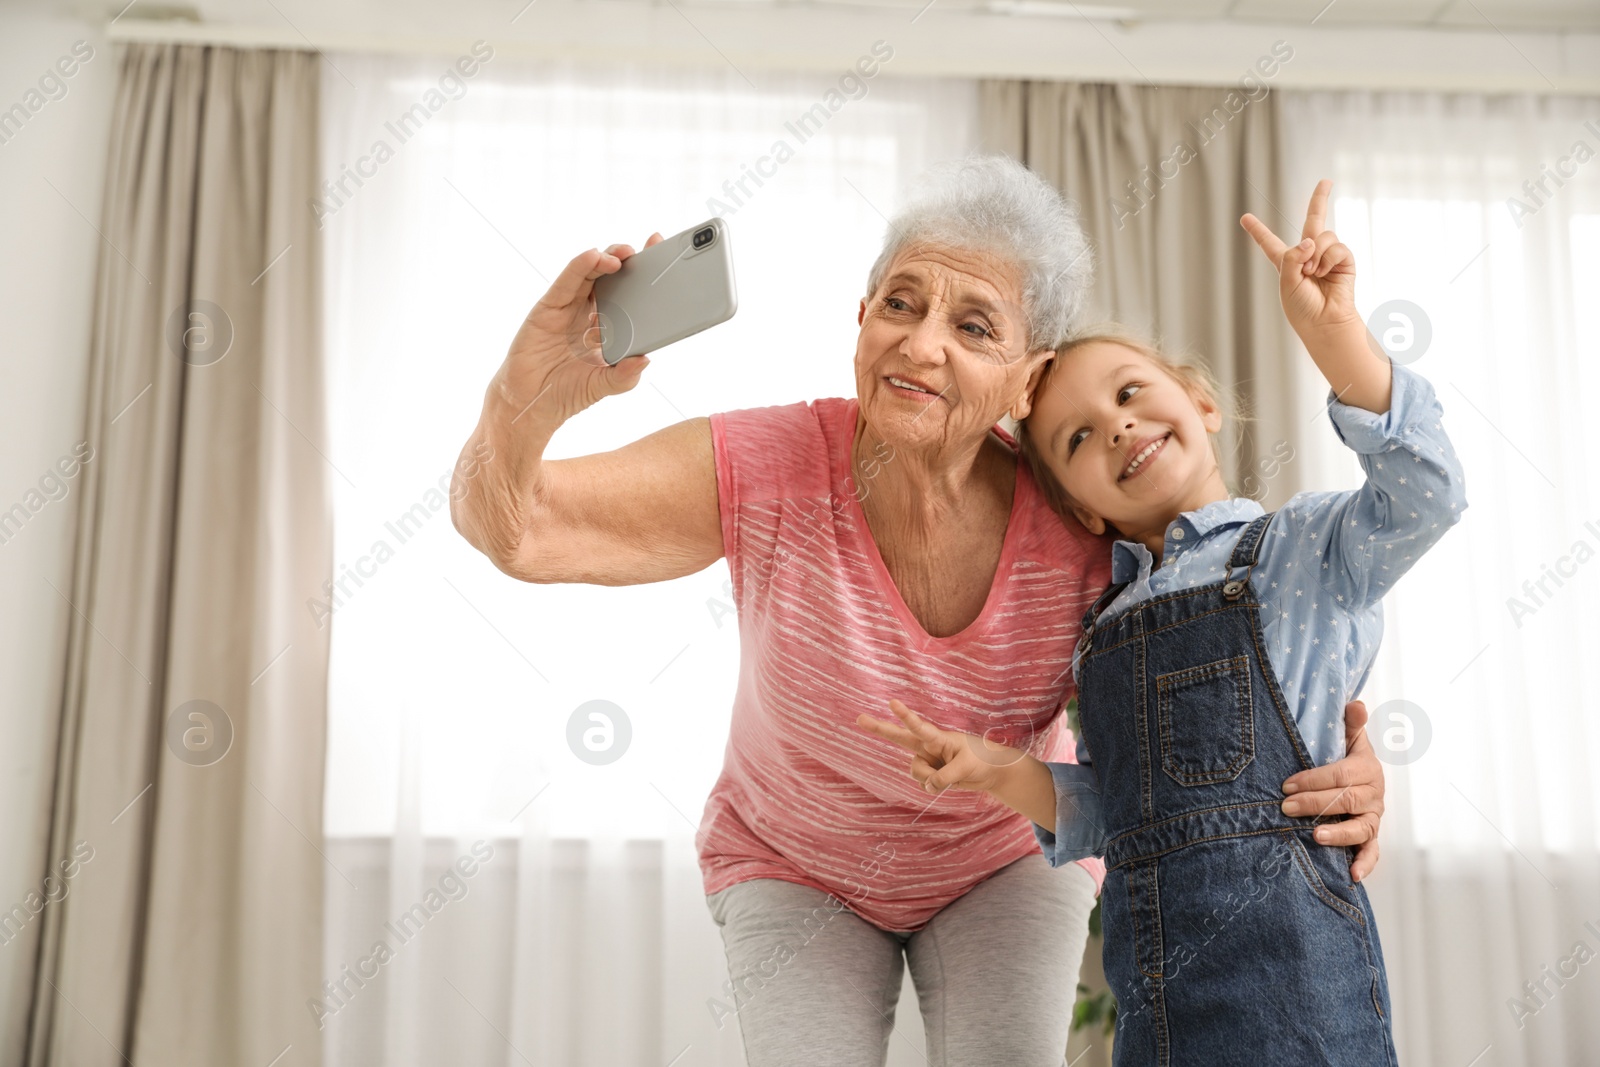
[450,156,1387,1066]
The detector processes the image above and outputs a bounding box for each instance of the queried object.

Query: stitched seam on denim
[1154,656,1255,785]
[1108,824,1303,870]
[1134,624,1153,822]
[1149,861,1170,1067]
[1084,598,1258,661]
[1082,585,1229,648]
[1103,799,1308,866]
[1347,876,1388,1028]
[1155,982,1170,1067]
[1286,833,1366,927]
[1112,798,1285,839]
[1079,577,1251,658]
[1148,860,1164,979]
[1128,864,1157,980]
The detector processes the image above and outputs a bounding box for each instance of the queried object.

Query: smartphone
[592,218,738,365]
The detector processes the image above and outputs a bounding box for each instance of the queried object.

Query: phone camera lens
[693,226,715,249]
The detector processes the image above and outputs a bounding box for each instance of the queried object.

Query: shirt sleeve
[1032,705,1106,868]
[1031,757,1107,867]
[1287,363,1468,609]
[709,400,841,609]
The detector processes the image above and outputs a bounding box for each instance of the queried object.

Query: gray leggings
[705,854,1097,1067]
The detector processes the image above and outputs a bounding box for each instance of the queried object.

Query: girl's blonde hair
[1014,326,1251,524]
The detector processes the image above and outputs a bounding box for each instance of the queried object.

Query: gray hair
[863,154,1094,351]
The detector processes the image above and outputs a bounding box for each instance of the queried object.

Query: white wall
[0,8,116,1059]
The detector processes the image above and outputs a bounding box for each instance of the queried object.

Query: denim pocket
[1155,655,1255,786]
[1283,833,1367,929]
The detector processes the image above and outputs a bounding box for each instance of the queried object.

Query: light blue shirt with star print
[1035,361,1468,866]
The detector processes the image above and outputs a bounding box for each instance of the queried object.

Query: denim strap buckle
[1222,511,1276,601]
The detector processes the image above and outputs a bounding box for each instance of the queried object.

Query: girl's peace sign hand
[855,699,1021,795]
[1241,179,1362,344]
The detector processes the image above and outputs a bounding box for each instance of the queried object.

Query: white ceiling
[1050,0,1599,33]
[82,0,1600,33]
[38,0,1600,92]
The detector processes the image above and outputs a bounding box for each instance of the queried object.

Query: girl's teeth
[1124,435,1167,477]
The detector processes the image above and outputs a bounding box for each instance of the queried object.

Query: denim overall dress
[1076,512,1398,1066]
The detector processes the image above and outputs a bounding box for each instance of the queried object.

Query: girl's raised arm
[1243,180,1467,608]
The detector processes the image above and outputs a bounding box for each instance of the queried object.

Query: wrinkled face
[854,243,1050,456]
[1027,341,1222,536]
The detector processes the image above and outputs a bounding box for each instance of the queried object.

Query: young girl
[857,181,1466,1064]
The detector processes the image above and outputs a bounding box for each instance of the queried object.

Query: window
[1281,93,1600,856]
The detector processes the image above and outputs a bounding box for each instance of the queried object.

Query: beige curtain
[26,44,329,1067]
[980,80,1297,496]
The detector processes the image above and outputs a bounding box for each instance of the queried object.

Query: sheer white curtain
[1278,91,1600,1067]
[317,49,978,1066]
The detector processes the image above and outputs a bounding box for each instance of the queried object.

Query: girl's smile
[1118,432,1171,482]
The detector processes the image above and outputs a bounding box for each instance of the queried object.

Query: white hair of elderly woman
[864,153,1095,351]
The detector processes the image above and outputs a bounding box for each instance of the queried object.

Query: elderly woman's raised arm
[450,241,724,586]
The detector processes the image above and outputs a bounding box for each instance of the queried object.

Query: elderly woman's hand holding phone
[493,232,665,424]
[491,218,738,421]
[450,227,736,587]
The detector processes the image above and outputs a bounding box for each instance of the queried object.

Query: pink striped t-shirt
[697,396,1113,932]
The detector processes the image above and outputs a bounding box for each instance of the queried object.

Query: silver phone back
[592,218,738,364]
